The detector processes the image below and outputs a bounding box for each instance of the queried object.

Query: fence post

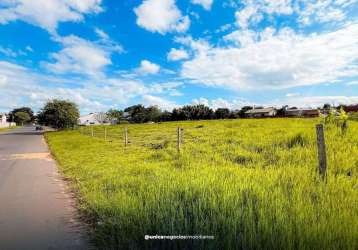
[104,127,107,141]
[177,127,182,153]
[124,127,128,147]
[316,124,327,181]
[91,126,94,137]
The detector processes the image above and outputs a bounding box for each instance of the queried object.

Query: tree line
[108,104,250,123]
[6,99,358,129]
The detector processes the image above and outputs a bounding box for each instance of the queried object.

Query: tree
[276,105,289,117]
[159,111,172,122]
[14,111,31,125]
[124,105,164,123]
[8,107,34,123]
[172,108,188,121]
[238,106,253,118]
[106,109,123,124]
[323,103,331,110]
[145,106,161,122]
[215,108,231,119]
[37,99,79,129]
[181,105,214,120]
[125,104,147,123]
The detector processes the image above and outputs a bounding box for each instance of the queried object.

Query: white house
[245,107,277,118]
[0,113,16,128]
[78,113,109,126]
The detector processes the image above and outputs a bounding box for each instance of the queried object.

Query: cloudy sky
[0,0,358,113]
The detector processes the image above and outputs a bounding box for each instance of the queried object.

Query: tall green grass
[45,119,358,249]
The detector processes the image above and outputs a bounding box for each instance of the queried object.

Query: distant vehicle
[35,126,43,131]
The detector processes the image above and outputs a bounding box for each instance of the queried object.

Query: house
[0,113,16,128]
[78,113,109,126]
[285,108,320,118]
[245,107,277,118]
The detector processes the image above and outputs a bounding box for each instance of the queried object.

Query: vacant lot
[46,119,358,250]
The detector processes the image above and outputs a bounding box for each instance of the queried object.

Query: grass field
[45,118,358,250]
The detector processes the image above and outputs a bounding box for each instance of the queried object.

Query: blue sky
[0,0,358,114]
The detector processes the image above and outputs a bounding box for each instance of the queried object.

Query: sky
[0,0,358,114]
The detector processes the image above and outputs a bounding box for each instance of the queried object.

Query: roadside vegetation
[0,126,18,132]
[46,118,358,250]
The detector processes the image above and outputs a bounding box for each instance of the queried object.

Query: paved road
[0,126,91,250]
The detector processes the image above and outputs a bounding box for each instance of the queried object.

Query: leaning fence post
[104,127,107,141]
[316,124,327,180]
[91,126,94,137]
[177,127,182,153]
[124,127,128,147]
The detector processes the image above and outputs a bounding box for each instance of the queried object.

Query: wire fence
[78,123,321,148]
[76,120,358,181]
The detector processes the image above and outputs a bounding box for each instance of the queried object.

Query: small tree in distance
[37,99,79,129]
[106,109,123,123]
[215,108,231,119]
[14,111,31,125]
[8,107,34,123]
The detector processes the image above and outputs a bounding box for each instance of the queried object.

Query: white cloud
[0,46,17,57]
[193,95,358,110]
[134,0,190,34]
[192,97,253,110]
[235,5,262,29]
[45,36,110,76]
[232,0,357,29]
[0,75,7,86]
[142,95,178,110]
[174,36,211,55]
[95,28,109,40]
[286,93,300,97]
[296,0,357,25]
[25,46,33,52]
[346,80,358,85]
[191,0,213,10]
[44,34,122,77]
[181,23,358,90]
[234,0,293,29]
[0,0,103,32]
[192,97,210,106]
[167,48,189,61]
[0,60,183,113]
[216,23,233,33]
[223,29,257,47]
[278,95,358,108]
[137,60,160,75]
[149,81,182,93]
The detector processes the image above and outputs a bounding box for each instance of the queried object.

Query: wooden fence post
[91,126,94,137]
[104,127,107,141]
[316,124,327,180]
[177,127,182,153]
[124,127,128,147]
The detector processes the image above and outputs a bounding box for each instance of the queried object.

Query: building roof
[245,107,276,114]
[343,105,358,112]
[286,108,319,113]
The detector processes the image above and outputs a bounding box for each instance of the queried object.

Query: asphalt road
[0,126,91,250]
